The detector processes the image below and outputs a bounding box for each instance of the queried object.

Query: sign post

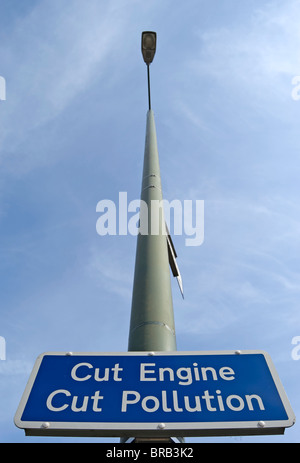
[15,350,295,438]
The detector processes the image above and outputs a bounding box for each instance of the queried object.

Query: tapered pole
[123,32,182,443]
[128,109,177,352]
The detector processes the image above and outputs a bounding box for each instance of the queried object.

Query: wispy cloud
[186,0,300,113]
[87,243,134,301]
[0,0,135,163]
[175,192,300,338]
[0,358,33,376]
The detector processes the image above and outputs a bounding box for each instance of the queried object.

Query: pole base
[121,436,185,443]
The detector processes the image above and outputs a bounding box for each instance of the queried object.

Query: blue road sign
[14,351,295,437]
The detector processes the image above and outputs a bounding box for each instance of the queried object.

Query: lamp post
[123,32,184,443]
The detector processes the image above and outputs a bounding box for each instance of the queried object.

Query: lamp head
[141,31,157,65]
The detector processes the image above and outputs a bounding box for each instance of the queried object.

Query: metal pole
[147,64,151,111]
[122,31,183,443]
[122,110,182,444]
[128,109,177,352]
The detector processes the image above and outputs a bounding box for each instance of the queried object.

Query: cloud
[0,359,33,377]
[174,191,300,341]
[187,0,300,112]
[87,242,134,302]
[0,0,136,164]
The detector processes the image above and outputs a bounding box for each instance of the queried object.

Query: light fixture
[141,31,157,110]
[141,31,157,65]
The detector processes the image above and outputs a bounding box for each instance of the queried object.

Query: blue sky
[0,0,300,443]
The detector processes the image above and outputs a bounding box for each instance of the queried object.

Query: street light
[122,32,184,443]
[141,31,184,298]
[141,31,157,110]
[141,31,157,64]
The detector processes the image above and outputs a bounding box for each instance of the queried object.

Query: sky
[0,0,300,443]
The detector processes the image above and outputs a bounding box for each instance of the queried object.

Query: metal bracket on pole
[166,224,184,299]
